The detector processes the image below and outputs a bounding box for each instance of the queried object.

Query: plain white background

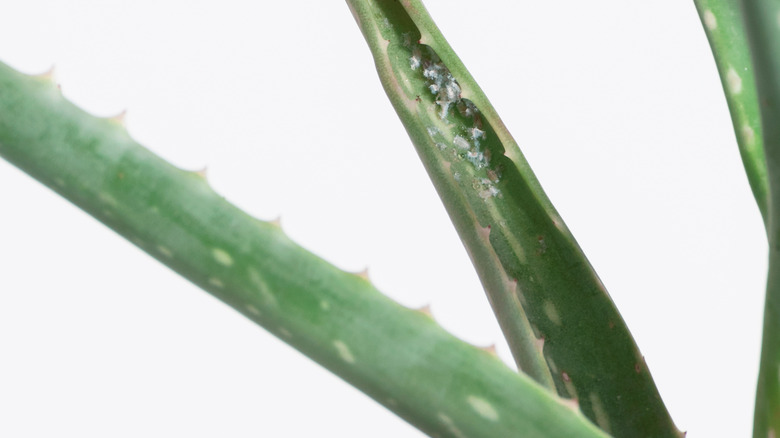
[0,1,768,436]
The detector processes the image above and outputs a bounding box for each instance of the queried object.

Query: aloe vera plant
[0,1,772,437]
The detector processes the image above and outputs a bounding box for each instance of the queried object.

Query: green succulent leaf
[347,0,682,436]
[736,0,780,436]
[0,61,611,438]
[694,0,769,226]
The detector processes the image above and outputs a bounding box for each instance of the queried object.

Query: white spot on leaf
[589,392,612,434]
[98,192,118,207]
[334,340,356,363]
[543,300,562,326]
[156,245,173,258]
[248,267,277,307]
[703,10,717,30]
[742,125,756,147]
[438,413,467,438]
[467,396,499,421]
[212,248,234,266]
[727,67,743,94]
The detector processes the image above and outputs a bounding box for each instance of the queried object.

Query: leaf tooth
[560,370,579,400]
[534,335,545,354]
[193,166,208,180]
[31,65,56,82]
[29,66,62,92]
[476,223,491,241]
[634,356,647,374]
[501,273,518,295]
[478,344,498,357]
[415,304,433,318]
[107,109,127,127]
[556,396,581,412]
[182,166,210,187]
[269,216,282,228]
[354,267,370,281]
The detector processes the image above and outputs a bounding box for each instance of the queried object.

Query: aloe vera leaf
[347,0,682,435]
[0,61,611,438]
[694,0,769,226]
[349,0,553,395]
[754,253,780,438]
[737,1,780,436]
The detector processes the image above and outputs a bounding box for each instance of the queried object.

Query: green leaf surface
[694,0,769,226]
[0,61,609,438]
[347,0,682,436]
[737,0,780,436]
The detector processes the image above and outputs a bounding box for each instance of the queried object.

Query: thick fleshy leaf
[736,1,780,436]
[0,61,609,438]
[694,0,768,226]
[347,0,681,436]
